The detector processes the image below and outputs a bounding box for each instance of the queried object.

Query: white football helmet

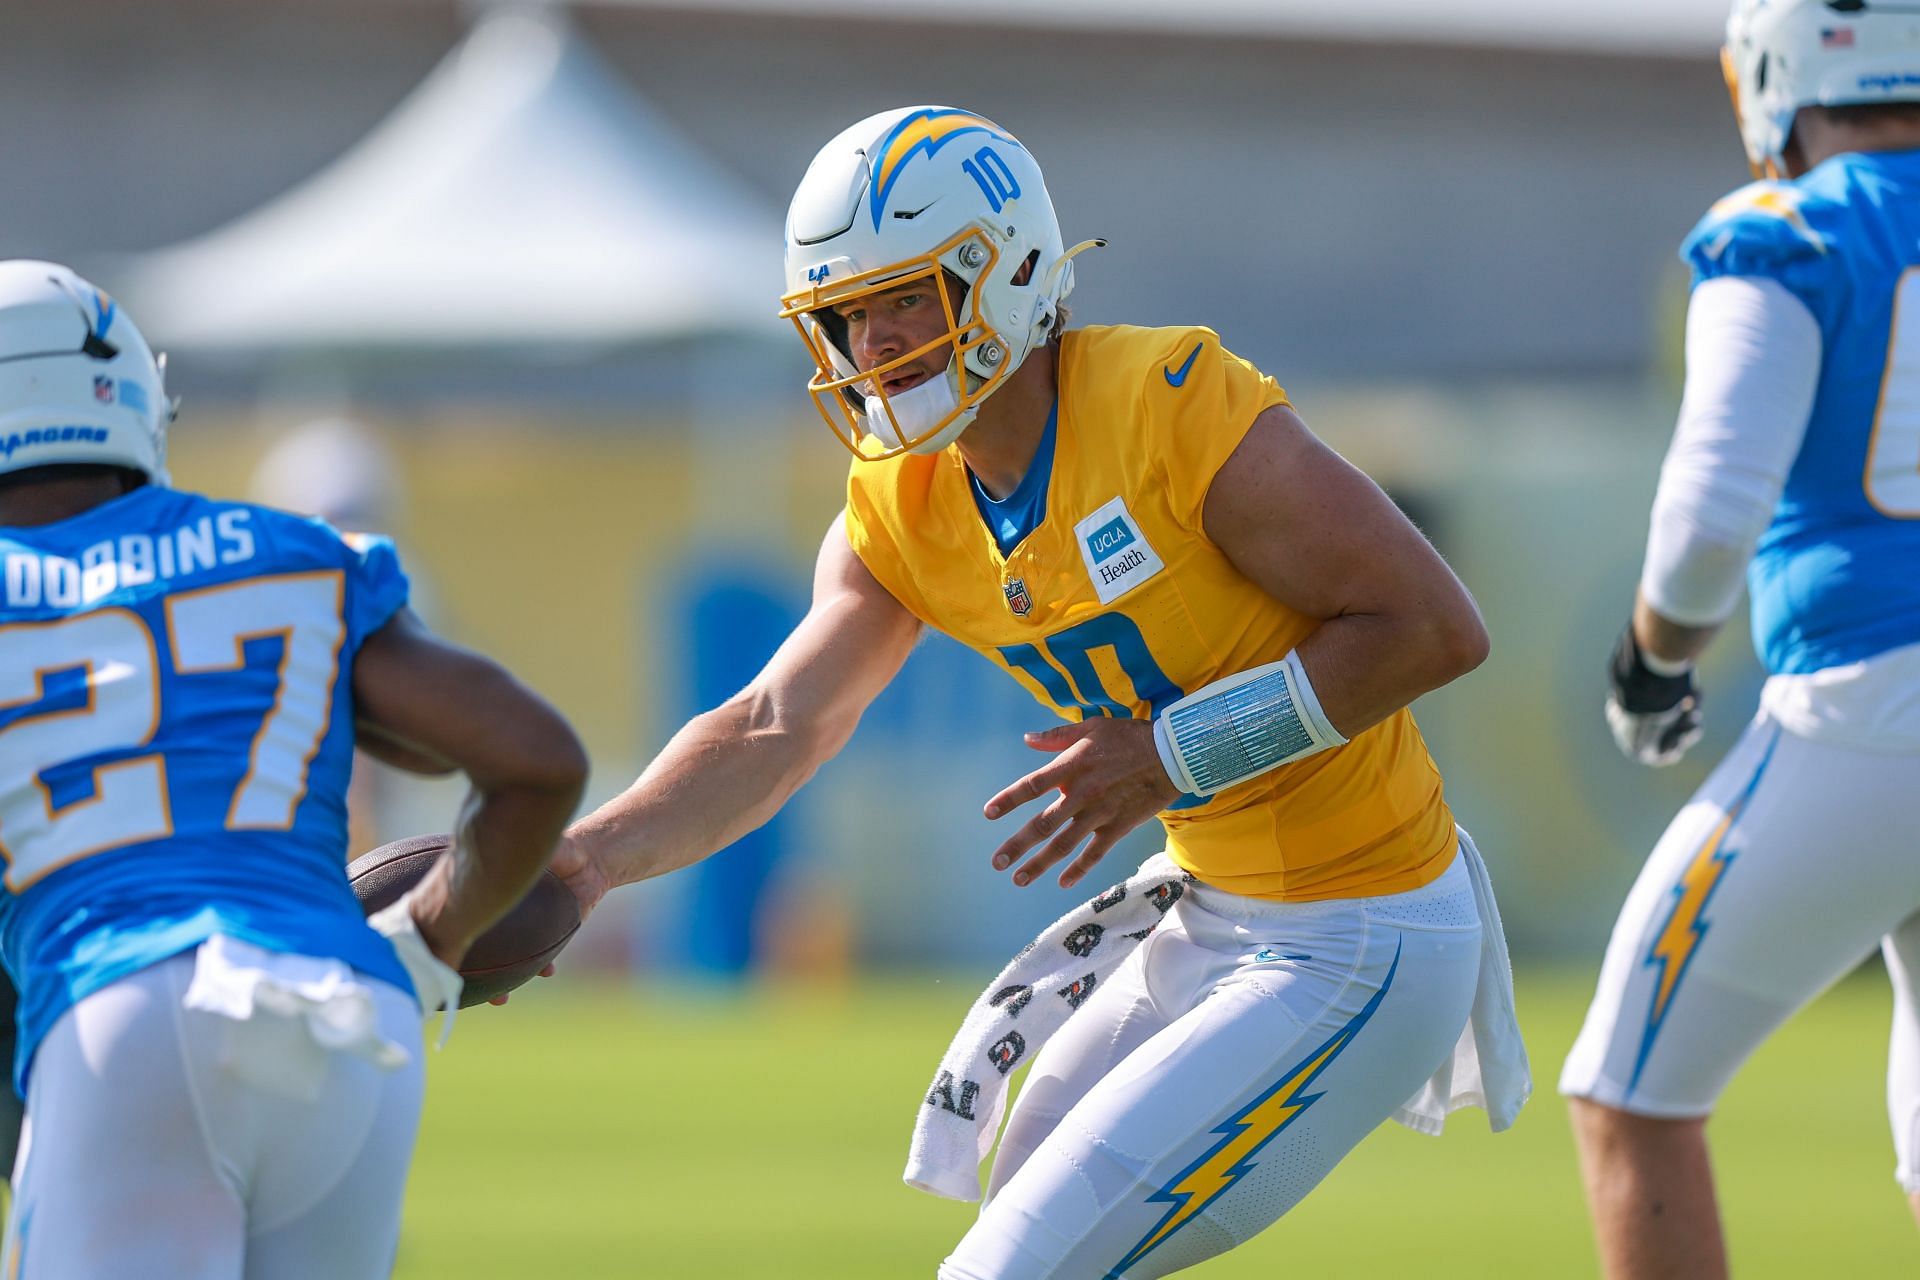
[1725,0,1920,177]
[0,260,174,483]
[778,106,1101,460]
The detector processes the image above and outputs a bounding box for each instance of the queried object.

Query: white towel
[905,834,1531,1202]
[1391,832,1532,1135]
[183,933,412,1103]
[903,856,1196,1202]
[367,893,465,1046]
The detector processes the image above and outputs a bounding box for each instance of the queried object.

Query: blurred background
[11,2,1904,1275]
[3,0,1758,969]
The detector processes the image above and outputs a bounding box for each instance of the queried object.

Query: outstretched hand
[984,718,1182,890]
[546,832,610,923]
[488,832,604,1006]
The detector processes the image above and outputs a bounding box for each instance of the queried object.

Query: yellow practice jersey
[844,324,1457,901]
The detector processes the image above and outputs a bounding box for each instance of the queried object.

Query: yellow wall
[170,411,850,769]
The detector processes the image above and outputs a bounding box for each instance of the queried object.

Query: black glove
[1605,627,1703,767]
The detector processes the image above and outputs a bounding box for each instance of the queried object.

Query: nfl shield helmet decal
[1004,576,1032,616]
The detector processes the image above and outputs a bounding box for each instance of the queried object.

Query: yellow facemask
[777,227,1011,461]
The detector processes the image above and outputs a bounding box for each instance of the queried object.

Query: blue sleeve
[1681,180,1836,307]
[339,532,410,650]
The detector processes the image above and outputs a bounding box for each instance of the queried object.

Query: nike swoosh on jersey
[1162,342,1203,387]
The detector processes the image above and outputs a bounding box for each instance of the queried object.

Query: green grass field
[395,968,1915,1278]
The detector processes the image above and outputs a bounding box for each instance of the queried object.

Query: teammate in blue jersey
[1560,4,1920,1276]
[0,260,588,1279]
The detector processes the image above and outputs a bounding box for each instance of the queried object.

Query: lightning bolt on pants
[939,854,1482,1280]
[1562,705,1920,1153]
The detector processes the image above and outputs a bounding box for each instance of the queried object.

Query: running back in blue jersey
[0,485,414,1091]
[1684,150,1920,676]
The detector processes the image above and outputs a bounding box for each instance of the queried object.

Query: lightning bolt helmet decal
[867,108,1016,231]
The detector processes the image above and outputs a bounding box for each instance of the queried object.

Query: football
[348,833,581,1008]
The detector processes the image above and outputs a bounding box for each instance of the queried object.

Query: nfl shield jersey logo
[1003,576,1032,616]
[93,375,114,403]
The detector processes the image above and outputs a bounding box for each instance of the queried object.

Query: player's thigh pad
[1561,712,1920,1116]
[4,952,424,1280]
[986,940,1170,1203]
[943,856,1481,1280]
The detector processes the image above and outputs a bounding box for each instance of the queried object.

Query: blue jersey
[0,485,414,1091]
[1684,150,1920,675]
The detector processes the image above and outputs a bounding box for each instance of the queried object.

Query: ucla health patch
[1075,497,1163,605]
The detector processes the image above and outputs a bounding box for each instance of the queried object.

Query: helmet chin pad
[863,363,977,454]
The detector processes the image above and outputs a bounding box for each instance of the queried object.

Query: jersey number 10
[997,611,1204,810]
[0,572,344,889]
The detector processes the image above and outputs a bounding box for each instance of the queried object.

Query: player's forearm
[1295,602,1489,736]
[1632,594,1719,668]
[414,774,585,964]
[566,694,835,889]
[362,633,591,965]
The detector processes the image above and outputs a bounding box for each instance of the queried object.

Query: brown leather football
[348,833,580,1008]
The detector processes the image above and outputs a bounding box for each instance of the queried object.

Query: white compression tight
[3,950,424,1279]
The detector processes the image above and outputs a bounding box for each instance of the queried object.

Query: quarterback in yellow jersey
[554,106,1528,1276]
[842,320,1457,903]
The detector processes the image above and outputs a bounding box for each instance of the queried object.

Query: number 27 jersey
[845,324,1458,902]
[0,485,413,1090]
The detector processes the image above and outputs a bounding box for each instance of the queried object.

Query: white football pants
[3,949,424,1278]
[940,853,1483,1279]
[1561,707,1920,1190]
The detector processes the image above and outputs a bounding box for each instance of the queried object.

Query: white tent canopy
[119,7,781,351]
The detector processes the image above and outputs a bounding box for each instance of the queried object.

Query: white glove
[367,895,465,1043]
